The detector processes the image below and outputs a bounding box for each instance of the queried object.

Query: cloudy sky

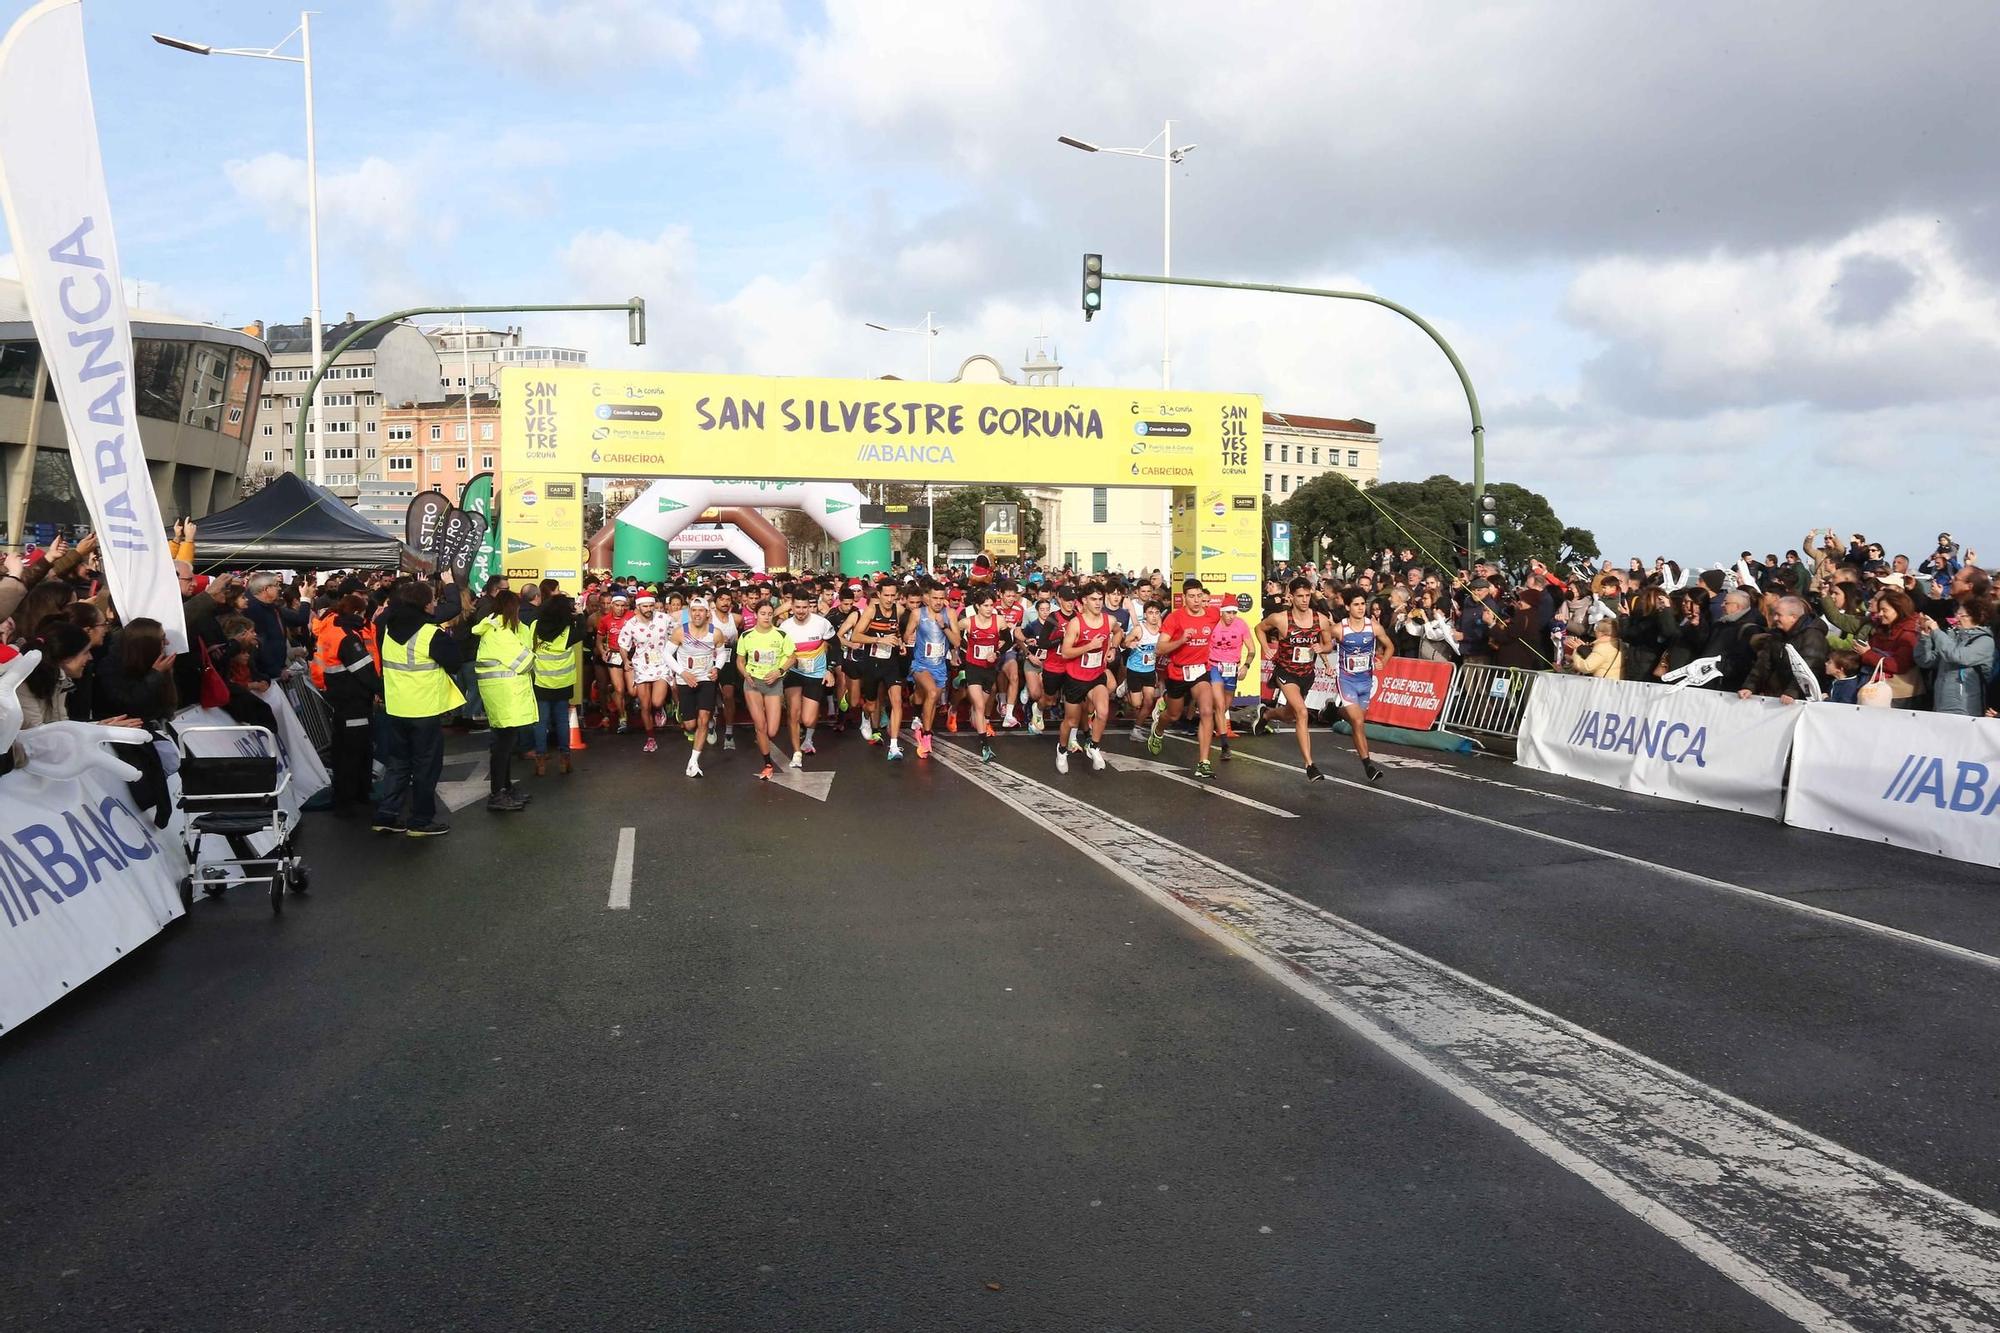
[15,0,2000,561]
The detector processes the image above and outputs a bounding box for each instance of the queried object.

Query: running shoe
[1363,758,1385,784]
[643,736,657,754]
[707,725,719,745]
[1193,759,1215,780]
[860,716,875,742]
[945,711,959,733]
[758,760,776,781]
[1066,735,1084,754]
[723,732,736,751]
[887,743,904,762]
[616,720,631,735]
[1025,712,1043,736]
[916,729,932,759]
[980,740,996,764]
[790,751,804,770]
[868,731,884,748]
[1146,724,1164,756]
[1001,711,1019,730]
[655,709,667,728]
[1219,737,1232,762]
[685,753,701,778]
[801,738,817,756]
[1252,708,1274,737]
[1305,763,1325,782]
[1055,747,1069,774]
[1088,744,1106,772]
[1130,724,1148,742]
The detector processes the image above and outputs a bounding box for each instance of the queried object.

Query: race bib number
[1180,663,1206,683]
[970,643,996,664]
[923,641,945,662]
[871,642,893,659]
[1342,651,1373,675]
[1219,662,1239,681]
[1138,647,1156,669]
[1290,646,1314,666]
[753,649,779,671]
[1081,649,1103,670]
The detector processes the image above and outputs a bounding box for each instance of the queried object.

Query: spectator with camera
[1914,599,1994,717]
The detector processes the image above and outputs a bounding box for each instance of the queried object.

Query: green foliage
[929,485,1045,561]
[1271,473,1596,572]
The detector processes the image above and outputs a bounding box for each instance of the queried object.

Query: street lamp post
[154,14,326,483]
[1059,122,1198,574]
[864,312,942,564]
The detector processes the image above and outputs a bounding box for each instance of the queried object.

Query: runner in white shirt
[780,596,835,768]
[710,590,742,751]
[671,597,725,778]
[618,595,675,755]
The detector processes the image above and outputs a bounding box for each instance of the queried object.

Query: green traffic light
[1480,527,1499,545]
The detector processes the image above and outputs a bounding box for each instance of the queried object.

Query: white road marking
[932,741,2000,1332]
[1161,733,2000,976]
[764,765,835,802]
[1093,749,1298,818]
[436,760,491,813]
[607,827,634,910]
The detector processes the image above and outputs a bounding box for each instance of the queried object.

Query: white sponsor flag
[0,0,186,650]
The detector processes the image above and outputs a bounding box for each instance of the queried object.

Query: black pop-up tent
[192,473,411,571]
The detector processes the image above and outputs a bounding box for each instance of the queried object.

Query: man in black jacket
[1739,596,1829,702]
[1702,589,1764,691]
[371,576,468,837]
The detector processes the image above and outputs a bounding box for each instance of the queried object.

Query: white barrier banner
[1786,705,2000,867]
[0,766,187,1034]
[0,1,186,650]
[1517,673,1800,818]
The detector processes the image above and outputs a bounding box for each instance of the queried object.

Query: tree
[1272,472,1595,574]
[929,484,1044,561]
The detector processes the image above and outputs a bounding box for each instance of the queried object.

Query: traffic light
[1477,491,1500,549]
[1082,253,1103,320]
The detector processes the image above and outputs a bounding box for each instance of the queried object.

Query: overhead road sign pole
[1095,269,1488,558]
[290,300,645,479]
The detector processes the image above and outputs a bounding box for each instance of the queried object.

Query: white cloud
[223,151,448,251]
[391,0,700,78]
[1566,216,2000,415]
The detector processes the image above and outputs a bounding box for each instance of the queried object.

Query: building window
[429,425,442,441]
[1091,551,1109,573]
[262,450,274,462]
[1091,487,1107,523]
[387,426,413,442]
[366,447,377,459]
[479,454,493,470]
[479,422,494,441]
[387,456,413,472]
[1264,473,1273,492]
[428,455,441,471]
[366,421,377,433]
[454,455,466,470]
[1310,447,1319,465]
[453,423,468,441]
[261,424,273,436]
[1281,474,1291,493]
[1347,448,1360,467]
[1263,442,1272,462]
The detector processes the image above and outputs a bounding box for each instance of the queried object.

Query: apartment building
[252,316,443,498]
[1261,412,1381,499]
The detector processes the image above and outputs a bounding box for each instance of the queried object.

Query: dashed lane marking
[933,740,2000,1333]
[608,827,634,910]
[1161,732,2000,976]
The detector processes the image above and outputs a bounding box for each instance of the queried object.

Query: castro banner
[1786,705,2000,867]
[0,1,186,650]
[0,766,188,1035]
[1517,673,1801,818]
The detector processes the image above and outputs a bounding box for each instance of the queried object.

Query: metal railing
[1438,663,1543,741]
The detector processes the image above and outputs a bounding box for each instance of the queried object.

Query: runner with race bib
[1332,587,1392,784]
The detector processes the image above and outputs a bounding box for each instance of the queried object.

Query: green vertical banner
[614,519,670,581]
[839,527,891,577]
[460,473,502,585]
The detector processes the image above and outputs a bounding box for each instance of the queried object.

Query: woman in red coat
[1858,587,1924,708]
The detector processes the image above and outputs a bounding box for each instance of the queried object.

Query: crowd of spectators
[1266,529,1996,716]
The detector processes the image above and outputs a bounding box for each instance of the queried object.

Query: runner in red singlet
[1055,581,1116,773]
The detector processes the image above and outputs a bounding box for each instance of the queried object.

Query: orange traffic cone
[568,710,588,751]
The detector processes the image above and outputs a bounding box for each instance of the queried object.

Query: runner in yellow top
[735,600,796,781]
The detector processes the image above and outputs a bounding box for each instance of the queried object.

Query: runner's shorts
[1337,676,1374,710]
[1270,667,1314,694]
[783,670,829,702]
[1124,668,1157,692]
[676,680,718,717]
[1062,672,1108,706]
[963,663,999,690]
[1163,662,1208,700]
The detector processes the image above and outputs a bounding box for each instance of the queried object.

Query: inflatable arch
[590,506,787,577]
[615,479,889,575]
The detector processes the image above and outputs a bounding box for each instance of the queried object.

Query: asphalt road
[2,716,1996,1331]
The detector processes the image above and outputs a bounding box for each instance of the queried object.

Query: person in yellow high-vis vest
[372,574,469,837]
[471,589,537,813]
[529,593,580,777]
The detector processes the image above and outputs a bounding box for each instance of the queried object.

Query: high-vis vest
[313,614,377,689]
[381,624,465,719]
[472,616,536,728]
[532,628,578,691]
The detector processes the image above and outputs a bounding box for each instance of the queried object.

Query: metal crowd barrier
[282,673,335,761]
[1437,663,1542,742]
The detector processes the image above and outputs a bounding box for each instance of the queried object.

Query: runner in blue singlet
[1333,587,1391,784]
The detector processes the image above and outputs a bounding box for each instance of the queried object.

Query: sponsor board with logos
[1517,673,1801,819]
[1786,704,2000,867]
[500,369,1263,591]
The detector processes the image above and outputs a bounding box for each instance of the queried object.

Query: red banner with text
[1364,658,1455,730]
